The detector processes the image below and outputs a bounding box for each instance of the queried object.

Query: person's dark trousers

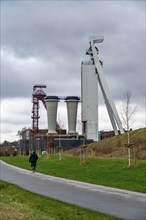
[31,162,36,172]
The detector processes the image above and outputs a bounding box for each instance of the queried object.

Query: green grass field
[0,180,121,220]
[1,155,146,193]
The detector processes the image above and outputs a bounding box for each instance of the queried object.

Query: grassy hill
[67,128,146,160]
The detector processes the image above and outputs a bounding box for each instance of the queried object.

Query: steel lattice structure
[31,85,47,133]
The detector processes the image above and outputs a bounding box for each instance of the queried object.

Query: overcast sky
[1,0,145,143]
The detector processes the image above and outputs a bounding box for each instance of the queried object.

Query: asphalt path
[0,160,146,220]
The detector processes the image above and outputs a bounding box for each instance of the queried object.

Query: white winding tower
[81,36,124,141]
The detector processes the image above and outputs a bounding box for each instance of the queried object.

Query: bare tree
[121,90,137,167]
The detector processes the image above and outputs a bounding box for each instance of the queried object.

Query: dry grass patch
[0,203,25,220]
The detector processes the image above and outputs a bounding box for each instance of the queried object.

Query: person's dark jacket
[29,152,38,163]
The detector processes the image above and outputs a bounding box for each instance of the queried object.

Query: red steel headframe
[31,85,46,133]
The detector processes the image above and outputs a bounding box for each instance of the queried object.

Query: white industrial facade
[81,62,99,141]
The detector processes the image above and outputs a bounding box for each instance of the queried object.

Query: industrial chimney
[45,96,60,135]
[65,96,80,135]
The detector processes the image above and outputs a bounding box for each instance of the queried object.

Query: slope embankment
[67,128,146,160]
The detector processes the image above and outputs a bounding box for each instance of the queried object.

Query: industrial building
[19,36,124,155]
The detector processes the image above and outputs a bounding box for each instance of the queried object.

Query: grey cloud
[1,48,81,99]
[2,1,143,58]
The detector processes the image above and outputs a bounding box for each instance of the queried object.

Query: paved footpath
[0,160,146,220]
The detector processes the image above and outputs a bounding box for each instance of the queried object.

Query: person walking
[29,151,38,172]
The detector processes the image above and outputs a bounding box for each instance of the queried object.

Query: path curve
[0,160,145,220]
